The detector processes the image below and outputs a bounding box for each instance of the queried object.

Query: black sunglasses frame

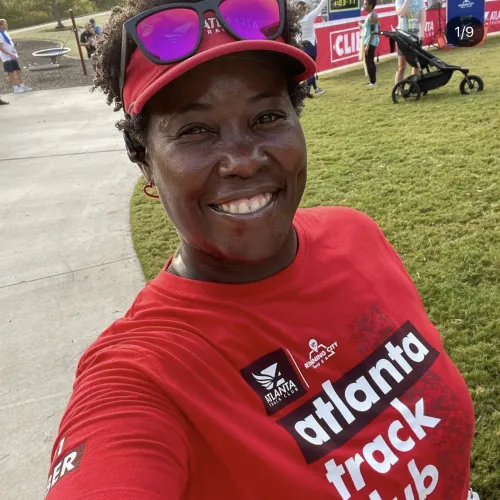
[119,0,288,111]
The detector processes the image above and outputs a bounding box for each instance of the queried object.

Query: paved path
[0,87,145,500]
[11,11,111,34]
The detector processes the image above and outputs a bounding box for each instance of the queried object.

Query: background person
[0,19,32,94]
[89,18,103,35]
[44,1,479,499]
[394,0,426,83]
[80,24,97,59]
[297,0,327,97]
[361,0,379,87]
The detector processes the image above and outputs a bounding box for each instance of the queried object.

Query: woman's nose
[218,136,269,178]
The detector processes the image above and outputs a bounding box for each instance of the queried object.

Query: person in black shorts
[0,19,32,94]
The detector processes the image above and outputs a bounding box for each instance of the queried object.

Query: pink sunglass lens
[137,8,199,61]
[219,0,281,40]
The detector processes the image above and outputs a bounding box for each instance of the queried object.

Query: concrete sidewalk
[0,87,145,499]
[11,11,111,34]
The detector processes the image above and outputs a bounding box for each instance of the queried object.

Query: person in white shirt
[394,0,426,83]
[297,0,327,97]
[0,19,33,94]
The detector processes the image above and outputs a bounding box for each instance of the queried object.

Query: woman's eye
[256,113,283,125]
[180,125,210,136]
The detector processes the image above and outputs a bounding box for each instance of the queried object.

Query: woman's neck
[167,227,299,284]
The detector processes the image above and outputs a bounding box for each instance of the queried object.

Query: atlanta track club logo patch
[241,348,307,415]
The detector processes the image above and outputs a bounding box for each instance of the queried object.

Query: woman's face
[144,53,307,264]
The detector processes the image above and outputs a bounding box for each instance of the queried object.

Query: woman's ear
[139,147,159,186]
[138,160,154,185]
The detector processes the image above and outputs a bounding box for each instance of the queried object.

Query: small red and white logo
[304,338,338,370]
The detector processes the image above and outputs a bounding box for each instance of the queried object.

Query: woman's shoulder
[295,206,388,253]
[296,205,381,230]
[75,286,213,376]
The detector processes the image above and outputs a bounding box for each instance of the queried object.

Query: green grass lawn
[15,13,111,56]
[130,36,500,496]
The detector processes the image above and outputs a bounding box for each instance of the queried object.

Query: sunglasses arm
[119,23,131,109]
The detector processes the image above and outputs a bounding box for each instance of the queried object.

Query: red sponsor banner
[485,0,500,28]
[315,0,500,73]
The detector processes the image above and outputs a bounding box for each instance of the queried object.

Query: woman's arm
[45,346,190,500]
[395,0,411,18]
[419,7,427,39]
[303,0,329,22]
[366,12,378,47]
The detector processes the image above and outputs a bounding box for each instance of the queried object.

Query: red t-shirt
[45,207,475,500]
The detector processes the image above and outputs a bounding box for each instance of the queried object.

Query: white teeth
[216,192,274,215]
[238,202,251,214]
[250,199,261,212]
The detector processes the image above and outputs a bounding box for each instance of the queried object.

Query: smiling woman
[45,1,479,500]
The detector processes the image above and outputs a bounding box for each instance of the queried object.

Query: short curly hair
[92,0,307,149]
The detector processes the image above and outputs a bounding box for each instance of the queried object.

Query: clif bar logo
[241,349,307,415]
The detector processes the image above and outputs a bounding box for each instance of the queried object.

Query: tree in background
[1,0,121,30]
[93,0,121,8]
[32,0,76,29]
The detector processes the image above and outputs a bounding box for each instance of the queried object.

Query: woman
[297,0,327,97]
[45,1,479,499]
[361,0,379,87]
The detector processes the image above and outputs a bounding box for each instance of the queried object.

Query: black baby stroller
[380,29,484,103]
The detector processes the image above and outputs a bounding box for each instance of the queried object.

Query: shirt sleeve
[45,345,191,500]
[395,0,404,11]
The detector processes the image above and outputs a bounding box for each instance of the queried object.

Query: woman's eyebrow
[175,101,213,114]
[173,91,281,115]
[248,91,283,103]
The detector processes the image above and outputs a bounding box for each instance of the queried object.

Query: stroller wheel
[460,75,484,95]
[392,79,421,104]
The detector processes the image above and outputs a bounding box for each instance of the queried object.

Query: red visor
[122,26,316,115]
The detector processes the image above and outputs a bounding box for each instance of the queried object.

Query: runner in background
[297,0,327,97]
[395,0,426,83]
[362,0,379,87]
[0,19,33,94]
